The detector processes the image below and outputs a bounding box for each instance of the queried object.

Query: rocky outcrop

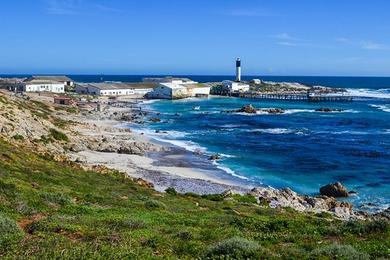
[149,117,161,123]
[225,105,285,114]
[208,154,221,161]
[320,182,349,198]
[315,108,344,112]
[258,108,285,114]
[248,187,357,219]
[237,104,257,114]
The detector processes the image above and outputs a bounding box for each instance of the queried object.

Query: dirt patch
[17,213,46,230]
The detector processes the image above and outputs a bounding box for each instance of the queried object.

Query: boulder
[237,104,257,114]
[320,182,349,197]
[315,108,344,112]
[208,154,221,161]
[149,117,161,123]
[135,178,154,189]
[260,108,285,114]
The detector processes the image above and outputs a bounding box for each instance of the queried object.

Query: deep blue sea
[3,74,389,210]
[130,76,388,212]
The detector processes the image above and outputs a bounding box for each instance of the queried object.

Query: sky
[0,0,390,76]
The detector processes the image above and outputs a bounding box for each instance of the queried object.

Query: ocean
[126,76,388,212]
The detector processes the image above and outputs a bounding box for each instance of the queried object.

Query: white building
[222,80,250,92]
[23,76,74,93]
[75,82,155,96]
[147,81,211,99]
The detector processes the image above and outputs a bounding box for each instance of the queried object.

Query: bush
[232,194,257,204]
[0,215,24,246]
[165,187,177,196]
[144,199,166,209]
[40,192,72,206]
[342,220,388,235]
[184,192,201,198]
[201,194,224,201]
[205,237,261,259]
[311,244,369,260]
[49,128,69,142]
[12,134,24,140]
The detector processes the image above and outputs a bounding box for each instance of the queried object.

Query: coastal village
[0,59,352,113]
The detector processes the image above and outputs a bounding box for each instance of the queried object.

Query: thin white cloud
[222,9,275,17]
[44,0,120,16]
[277,41,298,47]
[272,33,301,42]
[336,37,389,50]
[271,33,308,47]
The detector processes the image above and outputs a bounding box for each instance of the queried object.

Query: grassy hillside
[0,138,388,259]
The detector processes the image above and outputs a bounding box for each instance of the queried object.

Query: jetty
[235,92,353,102]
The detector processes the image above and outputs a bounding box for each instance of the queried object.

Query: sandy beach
[64,106,250,194]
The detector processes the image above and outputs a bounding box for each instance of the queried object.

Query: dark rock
[315,108,344,112]
[149,118,161,123]
[320,182,349,197]
[348,190,358,195]
[209,154,221,161]
[237,104,257,114]
[259,108,285,114]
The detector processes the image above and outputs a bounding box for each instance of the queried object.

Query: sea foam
[346,88,390,99]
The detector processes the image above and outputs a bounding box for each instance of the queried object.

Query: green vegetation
[12,134,24,141]
[0,138,388,259]
[49,128,69,142]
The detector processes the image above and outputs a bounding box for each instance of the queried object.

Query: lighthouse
[236,58,241,82]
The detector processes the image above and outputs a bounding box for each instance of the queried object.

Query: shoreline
[56,98,388,220]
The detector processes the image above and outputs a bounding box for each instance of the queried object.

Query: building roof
[144,77,195,83]
[86,82,156,90]
[28,76,73,82]
[184,83,210,89]
[159,82,186,89]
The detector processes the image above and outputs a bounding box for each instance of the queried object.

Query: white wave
[283,109,316,114]
[212,162,249,180]
[346,88,390,99]
[248,128,293,134]
[141,99,161,104]
[219,124,245,128]
[219,153,236,158]
[370,104,390,113]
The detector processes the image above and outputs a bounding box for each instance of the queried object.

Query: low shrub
[184,192,201,198]
[12,134,24,140]
[205,237,261,259]
[144,199,166,209]
[342,220,388,235]
[201,194,224,201]
[165,187,177,195]
[311,244,369,260]
[0,215,24,246]
[49,128,69,142]
[232,194,257,204]
[40,192,72,206]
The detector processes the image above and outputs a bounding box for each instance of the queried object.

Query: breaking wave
[370,104,390,113]
[346,88,390,99]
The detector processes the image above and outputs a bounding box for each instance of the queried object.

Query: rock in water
[320,182,349,197]
[149,117,161,123]
[237,104,257,114]
[208,154,221,161]
[315,108,344,112]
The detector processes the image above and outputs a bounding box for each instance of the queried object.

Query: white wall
[24,83,65,93]
[191,87,210,95]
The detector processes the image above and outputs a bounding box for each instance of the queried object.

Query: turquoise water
[140,89,390,212]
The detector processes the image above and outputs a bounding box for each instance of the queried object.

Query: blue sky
[0,0,390,76]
